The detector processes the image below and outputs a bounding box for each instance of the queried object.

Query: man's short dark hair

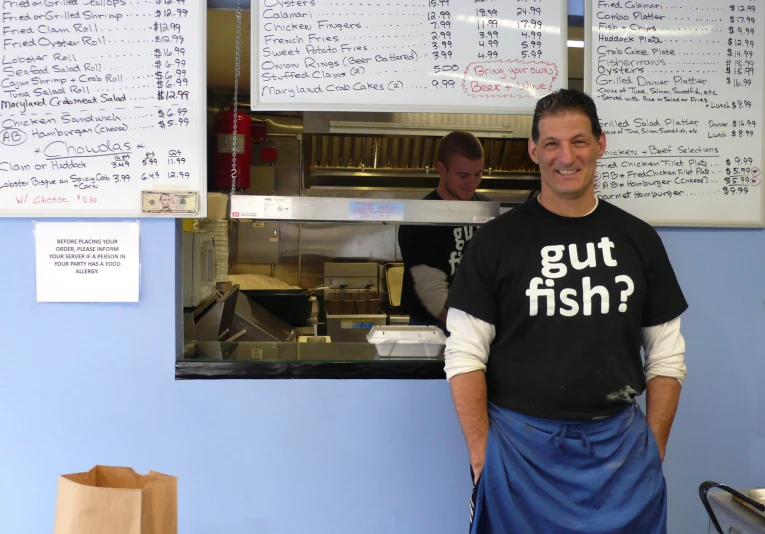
[531,89,602,142]
[437,131,484,168]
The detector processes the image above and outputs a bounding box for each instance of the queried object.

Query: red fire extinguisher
[214,104,251,190]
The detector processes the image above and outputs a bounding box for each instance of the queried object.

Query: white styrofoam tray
[366,326,446,358]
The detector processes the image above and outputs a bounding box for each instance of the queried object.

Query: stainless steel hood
[302,111,539,193]
[303,111,533,138]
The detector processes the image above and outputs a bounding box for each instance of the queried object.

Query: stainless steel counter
[707,491,765,534]
[177,341,446,380]
[183,341,444,361]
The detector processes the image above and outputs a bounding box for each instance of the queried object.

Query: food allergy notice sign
[34,221,139,302]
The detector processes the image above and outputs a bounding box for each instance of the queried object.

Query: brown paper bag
[54,465,177,534]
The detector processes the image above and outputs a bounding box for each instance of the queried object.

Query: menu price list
[0,0,200,211]
[256,0,562,106]
[591,0,762,206]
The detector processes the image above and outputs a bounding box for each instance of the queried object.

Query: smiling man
[397,131,490,332]
[444,90,688,534]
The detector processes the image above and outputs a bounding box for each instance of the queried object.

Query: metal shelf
[229,195,503,225]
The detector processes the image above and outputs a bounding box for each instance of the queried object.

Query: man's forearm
[645,376,681,461]
[449,370,489,481]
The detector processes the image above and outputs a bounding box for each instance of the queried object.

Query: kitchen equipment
[384,263,404,307]
[323,261,379,291]
[228,292,296,342]
[700,481,765,533]
[383,262,409,325]
[298,336,331,343]
[182,231,216,307]
[325,292,387,342]
[323,261,386,342]
[233,221,280,264]
[241,289,311,326]
[190,284,239,342]
[196,220,230,282]
[366,325,445,358]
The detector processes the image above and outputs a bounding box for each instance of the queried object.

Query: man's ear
[436,160,447,177]
[528,138,539,164]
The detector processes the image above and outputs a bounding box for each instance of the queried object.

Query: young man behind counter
[397,131,490,332]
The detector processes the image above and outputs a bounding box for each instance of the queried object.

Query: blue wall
[1,218,763,533]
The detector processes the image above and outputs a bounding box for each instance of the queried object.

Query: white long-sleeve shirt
[444,307,686,385]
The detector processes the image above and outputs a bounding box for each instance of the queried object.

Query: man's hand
[449,370,489,482]
[645,376,681,462]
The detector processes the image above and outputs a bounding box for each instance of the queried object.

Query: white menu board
[252,0,567,113]
[585,0,765,227]
[0,0,206,217]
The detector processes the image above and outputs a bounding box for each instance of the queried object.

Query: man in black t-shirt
[445,90,688,534]
[397,131,490,331]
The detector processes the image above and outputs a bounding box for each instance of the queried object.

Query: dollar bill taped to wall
[142,191,198,214]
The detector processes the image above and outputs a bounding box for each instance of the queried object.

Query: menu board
[0,0,206,217]
[252,0,567,113]
[585,0,765,227]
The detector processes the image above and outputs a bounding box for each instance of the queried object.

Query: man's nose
[558,143,575,164]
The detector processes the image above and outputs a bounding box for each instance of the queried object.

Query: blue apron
[470,402,667,534]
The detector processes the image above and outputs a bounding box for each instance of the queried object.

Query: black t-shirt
[446,198,688,420]
[398,189,491,325]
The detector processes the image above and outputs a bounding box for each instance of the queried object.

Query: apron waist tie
[547,425,595,456]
